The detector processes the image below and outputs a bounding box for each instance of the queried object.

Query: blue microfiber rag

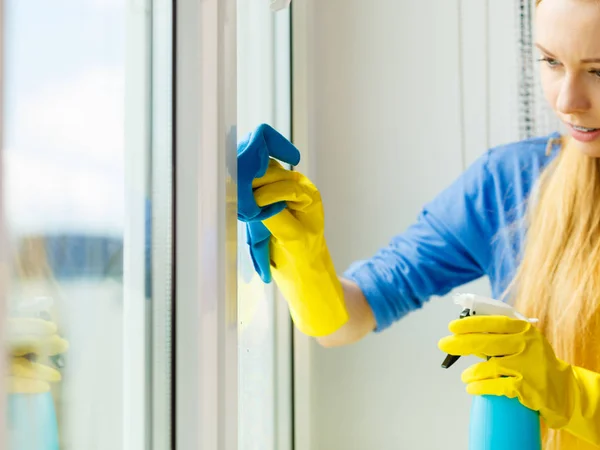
[237,123,301,283]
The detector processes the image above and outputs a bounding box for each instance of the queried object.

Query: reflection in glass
[2,0,151,448]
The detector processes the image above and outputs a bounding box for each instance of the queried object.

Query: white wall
[292,1,525,449]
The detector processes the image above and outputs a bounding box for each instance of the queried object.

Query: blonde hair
[508,4,600,448]
[508,136,600,449]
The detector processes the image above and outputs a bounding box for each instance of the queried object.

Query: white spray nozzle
[453,293,538,323]
[441,293,538,369]
[11,296,54,318]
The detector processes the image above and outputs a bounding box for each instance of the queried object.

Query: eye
[590,69,600,79]
[537,57,561,68]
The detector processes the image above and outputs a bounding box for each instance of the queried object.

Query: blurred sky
[3,0,127,236]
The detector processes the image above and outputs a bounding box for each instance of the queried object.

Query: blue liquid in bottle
[8,392,59,450]
[469,395,541,450]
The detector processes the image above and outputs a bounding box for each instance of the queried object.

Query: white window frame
[290,2,317,449]
[123,0,152,449]
[272,8,294,450]
[175,0,239,449]
[150,0,174,447]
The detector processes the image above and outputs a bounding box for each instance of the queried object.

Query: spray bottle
[442,293,542,450]
[8,296,61,450]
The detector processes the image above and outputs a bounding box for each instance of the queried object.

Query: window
[1,0,291,448]
[1,0,170,448]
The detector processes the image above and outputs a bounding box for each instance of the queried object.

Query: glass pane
[2,0,155,449]
[237,3,292,449]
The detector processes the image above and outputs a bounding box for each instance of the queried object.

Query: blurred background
[0,0,560,449]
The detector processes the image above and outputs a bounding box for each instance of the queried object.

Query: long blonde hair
[509,3,600,447]
[509,134,600,449]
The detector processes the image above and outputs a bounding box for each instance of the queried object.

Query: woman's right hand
[7,317,68,394]
[252,159,349,337]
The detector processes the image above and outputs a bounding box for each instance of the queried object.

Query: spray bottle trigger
[440,308,471,369]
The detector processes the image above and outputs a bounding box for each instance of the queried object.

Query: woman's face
[536,0,600,157]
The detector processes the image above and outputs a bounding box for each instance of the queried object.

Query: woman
[243,0,600,447]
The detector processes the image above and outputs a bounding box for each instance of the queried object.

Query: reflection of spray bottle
[442,294,542,450]
[8,297,61,450]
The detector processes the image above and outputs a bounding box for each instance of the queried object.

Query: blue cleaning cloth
[237,123,301,283]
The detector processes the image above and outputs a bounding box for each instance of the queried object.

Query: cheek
[590,80,600,118]
[540,69,560,110]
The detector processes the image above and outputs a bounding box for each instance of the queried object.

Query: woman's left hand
[438,315,575,428]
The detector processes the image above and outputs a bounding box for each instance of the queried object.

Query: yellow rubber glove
[252,159,349,337]
[7,317,68,394]
[438,315,600,445]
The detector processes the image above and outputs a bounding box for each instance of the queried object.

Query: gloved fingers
[438,332,525,358]
[7,376,51,394]
[11,357,62,382]
[461,359,522,384]
[262,209,305,241]
[7,356,62,394]
[448,315,530,335]
[7,317,68,356]
[462,362,545,416]
[7,317,58,337]
[253,160,318,198]
[253,179,317,213]
[465,377,519,399]
[247,222,274,283]
[252,159,295,189]
[10,334,69,357]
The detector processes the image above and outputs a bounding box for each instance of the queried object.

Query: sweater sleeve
[344,151,496,332]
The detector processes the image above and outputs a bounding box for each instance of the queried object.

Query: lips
[571,124,599,132]
[566,123,600,143]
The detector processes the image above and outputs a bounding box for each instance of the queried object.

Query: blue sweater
[344,133,561,332]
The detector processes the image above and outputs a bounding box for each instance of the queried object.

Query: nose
[555,73,592,115]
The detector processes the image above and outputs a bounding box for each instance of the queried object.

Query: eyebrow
[535,43,600,63]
